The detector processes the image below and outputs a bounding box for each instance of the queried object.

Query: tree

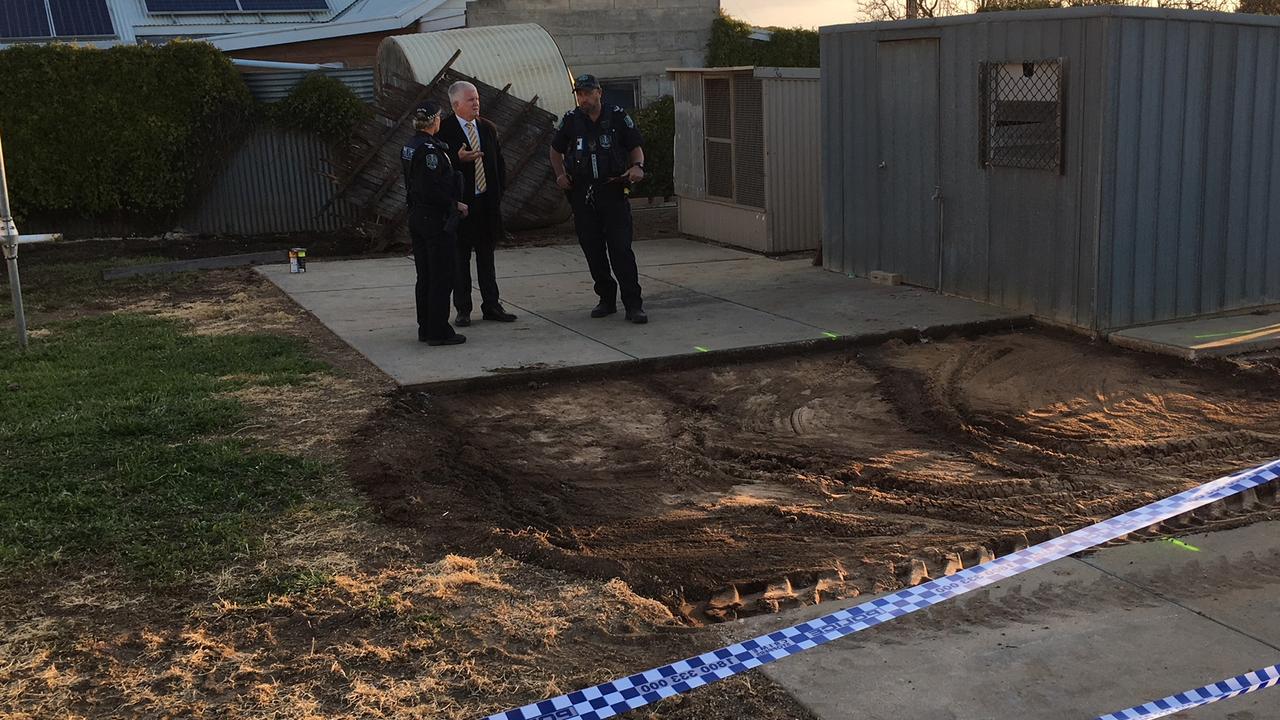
[1238,0,1280,13]
[859,0,1234,20]
[857,0,965,20]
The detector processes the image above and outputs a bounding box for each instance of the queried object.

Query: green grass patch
[0,312,329,583]
[244,568,337,601]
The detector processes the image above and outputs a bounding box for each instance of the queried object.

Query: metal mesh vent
[706,140,734,199]
[983,59,1064,172]
[704,77,732,139]
[733,75,765,209]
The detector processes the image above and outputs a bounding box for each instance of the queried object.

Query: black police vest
[564,108,629,182]
[401,134,429,201]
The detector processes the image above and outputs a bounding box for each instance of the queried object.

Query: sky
[720,0,864,28]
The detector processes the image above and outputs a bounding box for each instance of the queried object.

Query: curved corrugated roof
[377,24,574,117]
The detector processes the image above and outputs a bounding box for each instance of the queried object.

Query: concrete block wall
[465,0,719,105]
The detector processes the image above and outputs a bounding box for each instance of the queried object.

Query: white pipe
[17,233,60,244]
[231,58,345,71]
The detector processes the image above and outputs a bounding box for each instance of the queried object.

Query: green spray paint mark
[1164,538,1201,552]
[694,346,710,353]
[823,332,840,339]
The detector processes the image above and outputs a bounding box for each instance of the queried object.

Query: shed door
[876,39,940,289]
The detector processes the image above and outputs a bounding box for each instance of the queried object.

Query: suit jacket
[437,114,507,209]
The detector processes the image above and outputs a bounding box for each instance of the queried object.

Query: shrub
[0,41,252,222]
[634,96,674,200]
[265,72,370,141]
[707,11,819,69]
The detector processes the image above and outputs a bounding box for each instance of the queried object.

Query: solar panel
[143,0,240,11]
[238,0,329,10]
[50,0,115,37]
[0,0,53,39]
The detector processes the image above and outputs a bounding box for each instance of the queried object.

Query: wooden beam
[335,49,462,196]
[506,124,554,185]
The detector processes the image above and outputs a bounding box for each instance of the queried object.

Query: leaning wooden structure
[323,51,570,250]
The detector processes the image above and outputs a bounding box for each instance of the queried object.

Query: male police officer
[402,100,468,346]
[550,74,648,324]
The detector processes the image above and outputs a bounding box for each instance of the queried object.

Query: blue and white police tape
[1096,663,1280,720]
[484,458,1280,720]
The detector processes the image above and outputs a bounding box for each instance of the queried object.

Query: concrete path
[1110,308,1280,360]
[258,238,1023,388]
[726,522,1280,720]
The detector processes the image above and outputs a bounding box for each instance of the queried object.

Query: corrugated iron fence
[24,70,373,239]
[182,127,354,236]
[243,68,376,104]
[181,69,372,236]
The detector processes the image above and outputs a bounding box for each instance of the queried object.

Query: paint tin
[289,248,307,273]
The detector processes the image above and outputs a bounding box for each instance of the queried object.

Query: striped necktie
[464,121,487,194]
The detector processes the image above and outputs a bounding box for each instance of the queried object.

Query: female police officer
[401,100,469,346]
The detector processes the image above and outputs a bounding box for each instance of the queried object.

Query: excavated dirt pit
[350,329,1280,624]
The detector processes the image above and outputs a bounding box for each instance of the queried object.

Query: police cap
[414,100,442,121]
[572,73,601,92]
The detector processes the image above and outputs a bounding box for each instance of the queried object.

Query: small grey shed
[822,7,1280,332]
[670,66,821,254]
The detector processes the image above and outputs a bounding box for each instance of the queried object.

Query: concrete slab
[1109,309,1280,359]
[324,316,630,386]
[280,285,416,329]
[646,258,1019,338]
[497,270,823,359]
[258,238,1025,388]
[259,257,414,294]
[549,236,757,267]
[1081,523,1280,648]
[724,522,1280,720]
[490,246,587,279]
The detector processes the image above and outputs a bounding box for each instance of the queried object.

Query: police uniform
[552,76,646,321]
[402,101,465,345]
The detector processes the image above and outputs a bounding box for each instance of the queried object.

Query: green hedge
[0,41,252,222]
[264,72,370,141]
[708,11,819,69]
[634,96,674,200]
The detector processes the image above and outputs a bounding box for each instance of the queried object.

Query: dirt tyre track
[349,329,1280,624]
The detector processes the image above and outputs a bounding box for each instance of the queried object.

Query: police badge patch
[599,134,612,149]
[425,153,439,170]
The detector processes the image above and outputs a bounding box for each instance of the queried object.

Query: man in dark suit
[437,80,517,326]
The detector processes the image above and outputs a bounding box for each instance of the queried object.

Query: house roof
[0,0,467,50]
[209,0,466,51]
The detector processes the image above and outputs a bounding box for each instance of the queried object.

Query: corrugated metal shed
[376,24,575,117]
[243,68,376,102]
[762,68,822,255]
[1102,13,1280,329]
[822,7,1280,332]
[670,66,820,254]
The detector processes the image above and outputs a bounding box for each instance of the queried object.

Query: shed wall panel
[763,76,822,253]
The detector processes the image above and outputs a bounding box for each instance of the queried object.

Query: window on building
[702,73,765,208]
[600,78,640,111]
[704,76,734,200]
[980,59,1064,172]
